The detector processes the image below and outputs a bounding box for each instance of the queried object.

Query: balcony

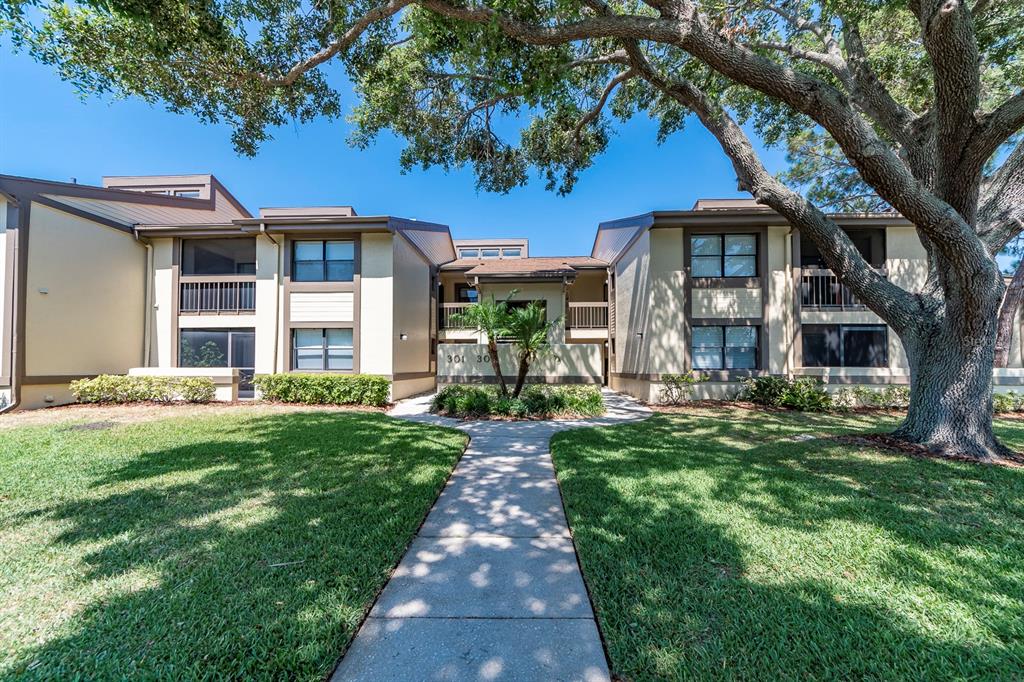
[179,279,256,314]
[800,268,886,311]
[440,303,474,329]
[567,302,609,329]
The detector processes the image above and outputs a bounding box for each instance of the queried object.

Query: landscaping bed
[431,384,604,419]
[550,407,1024,680]
[0,410,466,680]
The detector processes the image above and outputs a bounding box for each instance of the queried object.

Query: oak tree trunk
[994,261,1024,367]
[893,287,1012,461]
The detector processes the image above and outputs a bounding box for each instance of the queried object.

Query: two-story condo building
[2,173,1022,411]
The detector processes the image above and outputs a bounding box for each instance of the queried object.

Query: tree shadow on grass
[2,412,465,680]
[551,411,1024,680]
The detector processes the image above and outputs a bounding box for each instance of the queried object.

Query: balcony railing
[180,279,256,314]
[567,302,609,329]
[800,268,886,310]
[440,303,474,329]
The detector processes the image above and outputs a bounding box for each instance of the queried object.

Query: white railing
[800,268,886,310]
[180,279,256,313]
[567,302,609,329]
[440,303,474,329]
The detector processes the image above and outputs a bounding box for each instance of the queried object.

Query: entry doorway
[179,328,256,398]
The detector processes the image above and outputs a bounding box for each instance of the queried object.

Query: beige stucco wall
[178,315,258,329]
[359,233,394,375]
[613,230,651,375]
[438,342,602,382]
[254,235,280,374]
[483,281,567,343]
[569,271,606,302]
[392,233,432,376]
[25,203,145,377]
[151,238,175,367]
[647,228,686,375]
[766,226,795,374]
[392,375,437,400]
[18,384,77,410]
[885,225,928,370]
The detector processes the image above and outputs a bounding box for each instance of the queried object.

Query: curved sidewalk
[332,389,651,681]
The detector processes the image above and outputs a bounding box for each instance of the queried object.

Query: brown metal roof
[442,256,607,278]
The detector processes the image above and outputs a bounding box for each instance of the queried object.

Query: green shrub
[993,391,1024,413]
[659,373,708,404]
[431,384,603,419]
[779,377,832,411]
[178,377,217,403]
[850,385,911,409]
[740,376,790,406]
[253,374,391,407]
[71,375,216,404]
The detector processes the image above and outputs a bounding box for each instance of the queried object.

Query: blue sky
[1,44,788,256]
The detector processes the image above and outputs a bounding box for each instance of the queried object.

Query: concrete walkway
[332,389,651,681]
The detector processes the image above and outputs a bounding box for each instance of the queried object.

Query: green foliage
[740,375,831,411]
[252,374,390,407]
[739,375,791,406]
[659,372,709,404]
[432,384,603,419]
[833,385,912,410]
[71,375,216,404]
[178,339,227,368]
[992,391,1024,413]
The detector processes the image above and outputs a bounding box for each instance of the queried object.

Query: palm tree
[450,295,512,397]
[504,302,557,398]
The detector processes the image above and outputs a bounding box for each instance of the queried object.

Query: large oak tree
[5,0,1023,460]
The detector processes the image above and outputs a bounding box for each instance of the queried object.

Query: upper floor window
[691,234,757,277]
[181,238,256,276]
[459,248,479,258]
[693,325,758,370]
[502,248,522,258]
[455,283,479,303]
[293,240,354,282]
[802,324,887,367]
[480,248,500,258]
[174,190,201,199]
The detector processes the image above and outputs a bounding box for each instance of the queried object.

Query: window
[459,248,480,258]
[178,328,255,395]
[181,238,256,275]
[502,248,522,258]
[174,190,202,199]
[802,324,887,367]
[691,234,757,277]
[293,328,354,371]
[480,248,500,258]
[455,283,479,303]
[293,240,354,282]
[692,325,758,370]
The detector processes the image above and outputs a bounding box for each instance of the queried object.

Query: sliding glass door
[179,328,256,398]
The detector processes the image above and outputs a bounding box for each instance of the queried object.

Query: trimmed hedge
[71,375,216,404]
[253,373,391,407]
[432,384,604,419]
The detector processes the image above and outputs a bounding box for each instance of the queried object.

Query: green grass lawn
[0,410,466,680]
[551,408,1024,681]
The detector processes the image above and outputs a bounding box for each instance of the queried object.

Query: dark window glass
[181,239,256,275]
[693,325,758,370]
[293,240,354,282]
[455,284,479,303]
[843,327,887,367]
[691,234,757,278]
[179,328,256,396]
[802,324,887,367]
[175,190,201,198]
[801,228,885,268]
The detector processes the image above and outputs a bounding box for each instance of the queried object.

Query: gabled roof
[443,256,607,279]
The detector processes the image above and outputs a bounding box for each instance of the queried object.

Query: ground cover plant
[0,410,465,680]
[432,384,603,419]
[551,407,1024,680]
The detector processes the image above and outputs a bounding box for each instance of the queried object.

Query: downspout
[785,227,794,378]
[134,227,154,367]
[1,199,23,414]
[259,222,282,374]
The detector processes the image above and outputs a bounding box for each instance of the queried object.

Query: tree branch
[979,139,1024,252]
[255,0,414,86]
[571,68,637,140]
[971,91,1024,171]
